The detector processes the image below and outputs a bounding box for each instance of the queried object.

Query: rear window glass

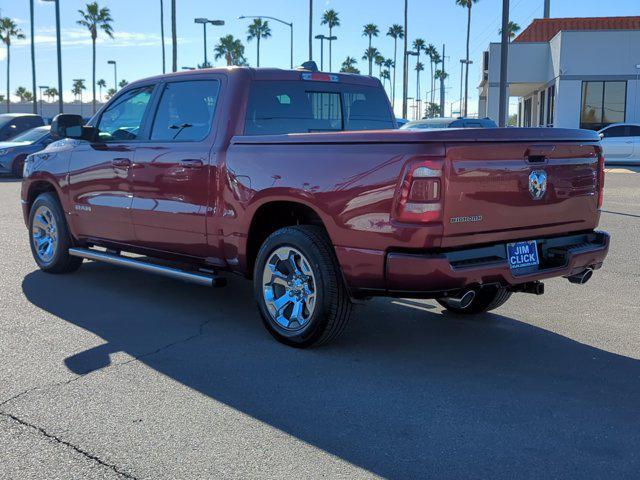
[244,81,394,135]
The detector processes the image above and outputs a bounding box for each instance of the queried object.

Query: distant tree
[118,79,129,89]
[77,2,114,113]
[72,79,87,103]
[381,69,391,94]
[44,87,59,102]
[362,47,380,76]
[414,60,424,108]
[15,87,33,102]
[96,78,106,102]
[321,9,340,72]
[214,35,247,66]
[362,23,379,75]
[456,0,480,116]
[499,21,521,41]
[424,102,441,118]
[374,54,385,77]
[340,56,360,74]
[507,113,517,126]
[0,94,4,103]
[430,50,442,104]
[386,24,404,108]
[0,17,25,112]
[105,87,117,100]
[247,18,271,67]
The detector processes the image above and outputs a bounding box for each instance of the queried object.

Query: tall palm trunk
[392,37,397,109]
[368,35,372,76]
[6,42,10,113]
[257,35,261,67]
[402,0,408,119]
[429,59,434,105]
[308,0,313,61]
[160,0,166,73]
[171,0,177,72]
[328,26,332,72]
[463,4,471,117]
[30,0,37,113]
[92,31,97,114]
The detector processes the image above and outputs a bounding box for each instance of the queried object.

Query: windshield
[10,126,50,143]
[402,121,450,130]
[0,115,13,129]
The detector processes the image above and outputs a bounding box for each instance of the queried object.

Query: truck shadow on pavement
[22,263,640,479]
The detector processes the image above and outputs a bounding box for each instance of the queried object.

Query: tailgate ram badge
[528,170,547,200]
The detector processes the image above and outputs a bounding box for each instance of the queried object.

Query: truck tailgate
[441,142,601,248]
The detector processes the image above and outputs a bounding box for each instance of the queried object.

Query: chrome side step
[68,248,226,287]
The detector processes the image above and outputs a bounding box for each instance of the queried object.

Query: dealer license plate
[507,240,539,270]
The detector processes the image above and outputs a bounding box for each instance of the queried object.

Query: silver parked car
[598,123,640,165]
[0,126,53,178]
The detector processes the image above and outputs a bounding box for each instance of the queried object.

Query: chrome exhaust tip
[447,290,476,309]
[568,268,594,285]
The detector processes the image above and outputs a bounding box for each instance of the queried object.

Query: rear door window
[602,126,628,138]
[150,80,220,141]
[244,81,394,135]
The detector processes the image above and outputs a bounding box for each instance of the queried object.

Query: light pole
[194,18,225,68]
[240,16,294,69]
[404,50,419,119]
[308,0,313,61]
[498,0,510,127]
[42,0,63,113]
[30,0,37,114]
[38,85,48,117]
[459,59,473,117]
[407,96,416,121]
[315,35,336,71]
[107,60,117,92]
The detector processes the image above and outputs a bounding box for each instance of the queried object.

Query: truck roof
[127,67,383,88]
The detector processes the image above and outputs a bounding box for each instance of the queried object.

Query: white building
[479,17,640,130]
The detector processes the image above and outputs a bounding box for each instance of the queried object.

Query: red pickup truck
[21,66,610,347]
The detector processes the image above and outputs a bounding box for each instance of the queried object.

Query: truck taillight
[395,162,443,223]
[597,151,605,209]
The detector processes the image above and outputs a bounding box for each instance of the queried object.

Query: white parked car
[598,123,640,164]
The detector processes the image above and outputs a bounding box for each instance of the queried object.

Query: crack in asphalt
[0,318,215,479]
[0,411,137,479]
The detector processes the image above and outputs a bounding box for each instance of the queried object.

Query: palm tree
[424,44,437,104]
[72,79,87,113]
[340,56,360,74]
[159,0,166,73]
[499,21,521,41]
[386,24,404,109]
[15,87,31,102]
[215,35,247,66]
[97,79,106,102]
[362,24,379,75]
[362,47,380,77]
[105,88,116,100]
[456,0,479,117]
[374,54,385,78]
[321,9,340,72]
[77,2,114,114]
[247,19,271,67]
[415,61,424,114]
[381,69,391,94]
[430,50,442,105]
[171,0,177,72]
[118,79,129,89]
[0,18,25,112]
[412,39,425,106]
[44,87,59,103]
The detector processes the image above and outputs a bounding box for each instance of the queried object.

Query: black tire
[28,192,83,274]
[437,286,512,315]
[253,225,352,348]
[12,155,26,179]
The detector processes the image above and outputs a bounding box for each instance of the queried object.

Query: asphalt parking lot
[1,169,639,480]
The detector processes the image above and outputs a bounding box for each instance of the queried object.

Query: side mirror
[599,133,605,140]
[51,114,98,142]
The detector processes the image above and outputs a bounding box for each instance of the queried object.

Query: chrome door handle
[112,157,131,168]
[180,159,204,168]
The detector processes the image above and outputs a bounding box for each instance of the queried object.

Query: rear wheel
[254,225,352,348]
[29,192,83,273]
[437,286,512,315]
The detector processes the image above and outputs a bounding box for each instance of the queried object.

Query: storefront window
[580,81,626,131]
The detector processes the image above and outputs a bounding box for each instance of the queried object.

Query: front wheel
[29,192,83,273]
[437,286,512,315]
[254,225,352,348]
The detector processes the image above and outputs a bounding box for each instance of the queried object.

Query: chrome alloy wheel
[31,205,58,264]
[262,247,317,331]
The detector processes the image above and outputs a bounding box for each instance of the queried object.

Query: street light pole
[440,44,446,118]
[240,16,294,69]
[308,0,313,61]
[402,0,409,119]
[43,0,63,113]
[315,35,325,70]
[30,0,37,114]
[107,60,117,92]
[404,50,418,119]
[195,19,225,68]
[38,85,48,117]
[498,0,510,127]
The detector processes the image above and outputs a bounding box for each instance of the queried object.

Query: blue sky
[1,0,639,116]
